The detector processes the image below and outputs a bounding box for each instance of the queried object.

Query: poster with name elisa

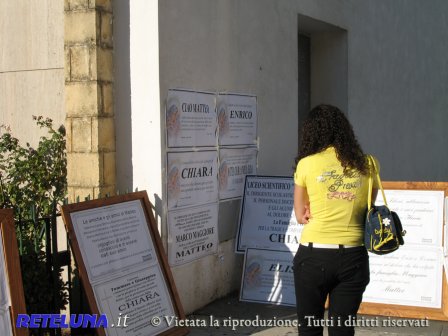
[166,90,217,148]
[217,94,257,146]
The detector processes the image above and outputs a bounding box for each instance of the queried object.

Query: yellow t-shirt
[294,147,379,245]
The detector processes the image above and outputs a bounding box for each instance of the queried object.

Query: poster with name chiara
[94,264,176,336]
[240,248,295,306]
[236,176,303,253]
[69,200,156,282]
[166,89,217,148]
[363,246,443,308]
[375,189,444,247]
[167,151,218,210]
[217,93,257,146]
[219,147,258,200]
[167,203,218,266]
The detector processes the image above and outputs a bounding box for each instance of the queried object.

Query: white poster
[70,200,156,282]
[94,265,175,336]
[167,151,218,210]
[363,246,443,308]
[376,190,444,246]
[217,94,257,146]
[166,89,217,148]
[219,147,257,200]
[0,307,12,336]
[0,230,10,308]
[236,176,303,253]
[240,249,295,306]
[168,203,219,266]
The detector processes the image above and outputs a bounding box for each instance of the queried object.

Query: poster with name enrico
[217,93,257,146]
[236,176,303,253]
[166,89,217,148]
[168,203,218,266]
[219,147,257,200]
[167,151,218,210]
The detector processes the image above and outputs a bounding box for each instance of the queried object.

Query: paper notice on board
[363,246,443,308]
[240,249,295,307]
[0,230,10,308]
[219,147,257,200]
[236,176,303,253]
[70,200,156,282]
[94,265,175,336]
[376,190,444,247]
[0,307,12,336]
[166,90,217,148]
[167,203,219,266]
[167,151,218,210]
[217,94,257,146]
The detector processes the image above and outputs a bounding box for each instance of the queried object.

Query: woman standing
[293,104,378,336]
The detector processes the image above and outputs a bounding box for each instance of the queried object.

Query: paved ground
[186,292,448,335]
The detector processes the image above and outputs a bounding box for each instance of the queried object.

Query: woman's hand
[294,185,311,224]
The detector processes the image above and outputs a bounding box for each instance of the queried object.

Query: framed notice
[61,192,188,336]
[240,248,295,307]
[375,189,444,246]
[0,209,27,336]
[167,151,218,210]
[166,89,217,148]
[219,147,257,200]
[236,176,303,253]
[217,93,257,146]
[167,203,219,266]
[359,181,448,321]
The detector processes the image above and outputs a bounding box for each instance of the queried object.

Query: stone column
[64,0,115,200]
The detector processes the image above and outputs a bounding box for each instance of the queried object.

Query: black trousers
[293,244,370,336]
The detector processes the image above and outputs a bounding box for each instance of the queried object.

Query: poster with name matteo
[62,192,188,336]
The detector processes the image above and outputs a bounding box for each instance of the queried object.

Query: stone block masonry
[64,0,115,201]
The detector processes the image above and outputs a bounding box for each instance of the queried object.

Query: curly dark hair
[295,104,368,175]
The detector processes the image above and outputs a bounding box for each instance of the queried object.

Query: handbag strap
[367,155,387,210]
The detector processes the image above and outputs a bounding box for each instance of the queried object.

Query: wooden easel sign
[359,182,448,321]
[0,209,28,336]
[61,191,188,336]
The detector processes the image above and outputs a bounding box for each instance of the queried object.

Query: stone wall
[64,0,116,200]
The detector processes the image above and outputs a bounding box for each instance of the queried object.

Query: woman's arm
[294,185,311,224]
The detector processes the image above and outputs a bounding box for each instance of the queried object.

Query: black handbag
[364,156,405,254]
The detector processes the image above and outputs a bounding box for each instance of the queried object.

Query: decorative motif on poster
[69,200,157,282]
[217,94,257,146]
[240,248,295,306]
[167,151,218,210]
[94,265,176,336]
[236,176,302,253]
[219,147,257,200]
[166,90,217,148]
[376,190,444,246]
[363,246,443,308]
[167,203,219,266]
